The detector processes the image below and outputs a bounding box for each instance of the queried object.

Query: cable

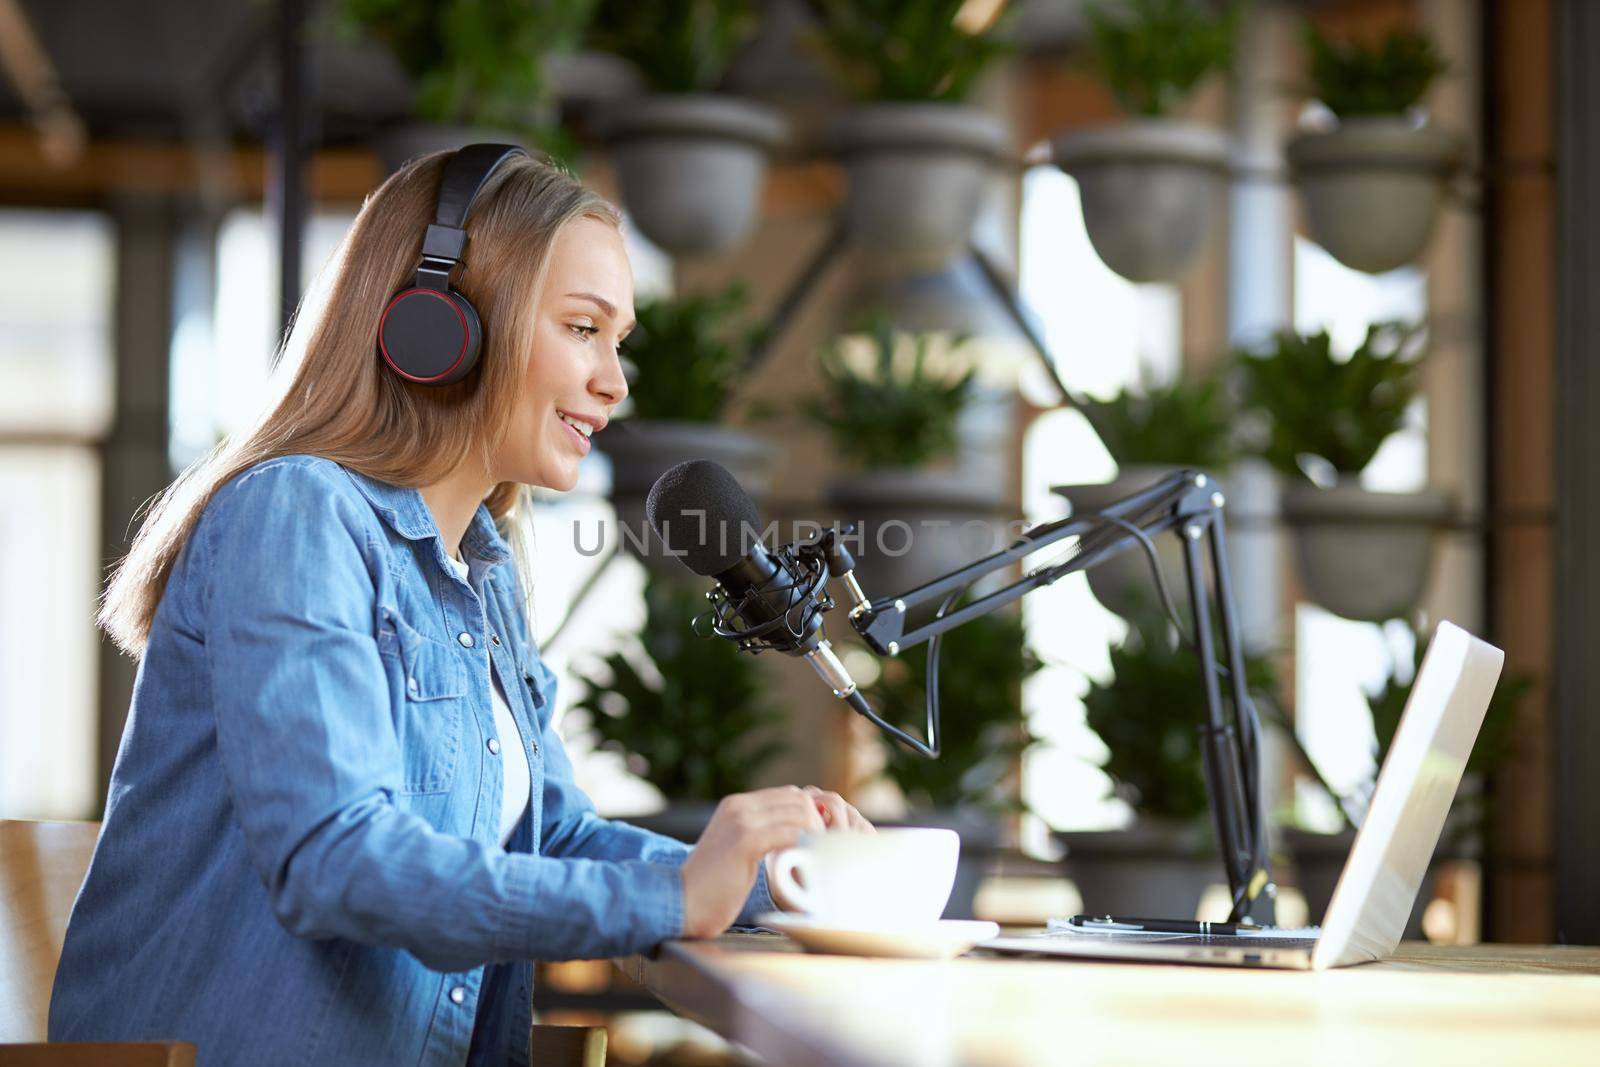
[1048,506,1271,918]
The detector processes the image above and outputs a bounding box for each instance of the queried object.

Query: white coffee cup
[768,827,960,927]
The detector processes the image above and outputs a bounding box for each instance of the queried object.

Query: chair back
[0,820,99,1042]
[0,819,594,1067]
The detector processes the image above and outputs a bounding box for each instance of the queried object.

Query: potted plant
[592,283,778,576]
[1051,0,1238,282]
[803,319,1003,609]
[863,607,1043,918]
[1281,619,1531,937]
[1059,604,1280,919]
[814,0,1012,268]
[1236,320,1452,623]
[337,0,596,171]
[589,0,787,255]
[570,573,789,839]
[1052,370,1237,620]
[1287,24,1459,274]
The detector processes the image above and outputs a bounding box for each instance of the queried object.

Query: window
[1290,237,1428,828]
[1016,167,1182,853]
[0,209,114,819]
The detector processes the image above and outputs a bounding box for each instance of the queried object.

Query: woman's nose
[592,345,628,406]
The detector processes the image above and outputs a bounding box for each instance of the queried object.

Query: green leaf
[337,0,597,136]
[1081,0,1239,118]
[1304,23,1448,118]
[1074,369,1237,470]
[588,0,759,93]
[865,607,1043,813]
[1233,320,1427,481]
[617,284,762,423]
[801,317,979,469]
[570,575,788,800]
[1083,600,1280,821]
[812,0,1012,103]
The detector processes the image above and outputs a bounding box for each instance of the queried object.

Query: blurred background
[1,0,1593,1061]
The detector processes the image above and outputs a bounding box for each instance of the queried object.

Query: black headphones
[378,143,528,386]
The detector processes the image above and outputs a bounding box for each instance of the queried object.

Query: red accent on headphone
[377,288,472,383]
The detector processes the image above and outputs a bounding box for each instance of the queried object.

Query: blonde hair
[100,150,620,658]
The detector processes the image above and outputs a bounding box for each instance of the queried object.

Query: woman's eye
[568,324,598,340]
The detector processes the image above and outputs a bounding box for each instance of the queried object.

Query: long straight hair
[100,151,621,658]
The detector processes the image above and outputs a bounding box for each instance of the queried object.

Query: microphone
[645,459,865,706]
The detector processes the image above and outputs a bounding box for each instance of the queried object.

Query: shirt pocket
[377,610,468,794]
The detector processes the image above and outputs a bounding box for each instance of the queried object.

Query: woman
[50,147,871,1066]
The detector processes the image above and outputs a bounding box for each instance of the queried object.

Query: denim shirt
[49,455,774,1067]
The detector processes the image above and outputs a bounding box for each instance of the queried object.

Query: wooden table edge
[616,936,894,1067]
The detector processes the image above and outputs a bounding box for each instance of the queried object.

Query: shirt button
[407,677,418,694]
[449,986,466,1005]
[487,738,501,755]
[457,632,474,648]
[490,633,501,647]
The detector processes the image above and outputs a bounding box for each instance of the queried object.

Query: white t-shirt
[446,554,531,845]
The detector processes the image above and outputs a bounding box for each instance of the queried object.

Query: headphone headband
[379,142,530,386]
[414,143,528,292]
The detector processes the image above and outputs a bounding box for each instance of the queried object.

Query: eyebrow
[566,291,636,335]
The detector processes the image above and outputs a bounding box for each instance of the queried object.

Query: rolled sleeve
[532,660,777,929]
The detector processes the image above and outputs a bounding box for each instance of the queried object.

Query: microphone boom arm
[842,469,1270,923]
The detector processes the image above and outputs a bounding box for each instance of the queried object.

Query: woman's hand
[764,786,875,913]
[680,787,825,939]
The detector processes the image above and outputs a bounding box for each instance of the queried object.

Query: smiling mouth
[557,411,593,454]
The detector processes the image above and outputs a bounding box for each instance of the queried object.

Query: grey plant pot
[1050,119,1229,283]
[1287,117,1462,274]
[598,94,787,255]
[831,102,1011,269]
[372,123,530,174]
[1052,464,1196,621]
[826,466,1011,619]
[594,420,779,578]
[1279,480,1453,623]
[1055,821,1221,920]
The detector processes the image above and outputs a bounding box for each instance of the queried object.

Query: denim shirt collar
[340,465,513,567]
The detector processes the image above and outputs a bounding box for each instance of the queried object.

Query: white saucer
[756,912,1000,960]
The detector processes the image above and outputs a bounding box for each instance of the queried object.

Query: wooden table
[617,933,1600,1066]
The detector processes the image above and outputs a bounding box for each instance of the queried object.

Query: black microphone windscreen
[645,460,764,576]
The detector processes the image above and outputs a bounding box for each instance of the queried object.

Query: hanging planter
[832,102,1011,267]
[1054,372,1242,617]
[597,94,786,255]
[802,321,1007,614]
[1287,117,1461,275]
[1289,25,1459,273]
[1235,321,1447,622]
[1053,464,1191,621]
[342,0,591,172]
[1279,480,1452,623]
[1051,121,1229,283]
[811,0,1011,268]
[585,2,785,254]
[1049,0,1238,283]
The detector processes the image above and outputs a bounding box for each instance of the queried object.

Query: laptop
[982,620,1504,971]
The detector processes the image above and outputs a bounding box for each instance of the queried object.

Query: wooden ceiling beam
[0,124,383,205]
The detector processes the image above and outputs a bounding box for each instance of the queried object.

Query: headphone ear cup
[378,287,483,385]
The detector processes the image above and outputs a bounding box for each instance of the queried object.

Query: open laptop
[982,620,1504,971]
